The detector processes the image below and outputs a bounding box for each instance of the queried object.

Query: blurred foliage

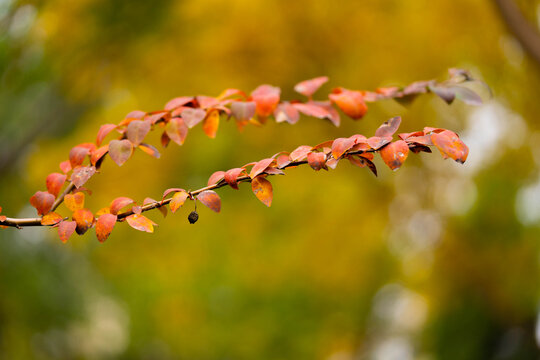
[1,0,540,359]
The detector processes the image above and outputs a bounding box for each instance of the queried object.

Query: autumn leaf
[431,130,469,163]
[96,124,117,146]
[108,139,133,166]
[71,166,96,188]
[164,96,193,111]
[249,158,275,179]
[110,197,135,215]
[367,136,392,150]
[166,117,188,145]
[46,173,67,197]
[41,212,64,226]
[126,120,151,146]
[72,208,94,235]
[126,214,156,233]
[231,101,256,122]
[251,176,273,207]
[138,143,161,158]
[180,108,205,128]
[294,76,329,97]
[30,191,55,215]
[197,190,221,213]
[69,146,90,168]
[289,145,313,162]
[90,145,109,166]
[207,171,225,186]
[224,168,245,189]
[329,88,368,119]
[202,109,220,138]
[95,213,117,242]
[331,137,355,159]
[251,85,280,117]
[307,152,327,171]
[161,188,186,203]
[293,101,340,126]
[58,221,77,243]
[380,140,409,170]
[65,192,85,211]
[274,102,300,124]
[170,191,189,213]
[375,116,401,137]
[59,160,72,174]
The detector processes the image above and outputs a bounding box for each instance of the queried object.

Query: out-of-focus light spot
[535,309,540,347]
[499,35,524,68]
[406,210,441,251]
[8,4,36,39]
[440,177,477,215]
[0,0,13,21]
[515,174,540,226]
[372,336,413,360]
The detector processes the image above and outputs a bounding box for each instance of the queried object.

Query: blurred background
[0,0,539,359]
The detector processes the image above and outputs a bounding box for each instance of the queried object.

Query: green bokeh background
[1,0,539,359]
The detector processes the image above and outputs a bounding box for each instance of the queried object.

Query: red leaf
[231,101,256,122]
[126,214,156,233]
[108,139,133,166]
[138,143,161,159]
[249,158,275,179]
[164,96,193,111]
[170,191,189,213]
[161,188,186,202]
[307,152,327,171]
[367,136,392,150]
[196,96,219,109]
[30,191,55,215]
[90,145,109,166]
[398,131,424,140]
[65,192,85,211]
[329,88,368,120]
[72,208,94,235]
[96,213,117,242]
[375,116,401,137]
[331,137,355,159]
[126,120,151,146]
[431,130,468,163]
[294,76,329,97]
[145,111,170,125]
[251,85,280,117]
[59,160,72,174]
[293,101,340,126]
[161,131,171,147]
[46,173,67,197]
[251,176,273,207]
[348,155,378,176]
[207,171,225,186]
[69,146,90,168]
[96,124,117,146]
[202,109,220,138]
[197,190,221,213]
[224,168,245,189]
[181,108,206,128]
[58,221,77,243]
[125,110,146,120]
[290,145,313,162]
[405,135,433,146]
[380,140,409,171]
[275,154,291,168]
[110,197,135,215]
[71,166,96,188]
[41,212,64,226]
[274,102,300,124]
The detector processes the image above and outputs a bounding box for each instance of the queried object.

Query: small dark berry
[188,211,199,224]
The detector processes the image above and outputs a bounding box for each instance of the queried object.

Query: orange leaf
[367,136,392,150]
[249,158,275,179]
[348,155,378,176]
[166,117,189,145]
[41,212,63,226]
[274,102,300,124]
[69,146,90,168]
[329,88,368,120]
[110,197,135,215]
[170,191,188,213]
[95,213,117,242]
[90,145,109,166]
[126,120,151,146]
[251,85,280,117]
[290,145,313,162]
[164,96,193,111]
[224,168,245,189]
[108,139,133,166]
[58,220,77,243]
[331,137,355,159]
[294,76,328,97]
[96,124,117,146]
[375,116,401,137]
[71,165,96,188]
[145,111,170,125]
[380,140,409,171]
[431,130,468,163]
[207,171,225,186]
[126,214,156,233]
[293,101,340,126]
[72,208,94,235]
[162,188,186,202]
[251,176,273,207]
[182,108,206,128]
[30,191,55,216]
[197,190,221,213]
[138,143,161,158]
[202,109,220,138]
[307,152,327,171]
[46,173,67,197]
[65,192,85,211]
[59,160,72,174]
[231,101,256,122]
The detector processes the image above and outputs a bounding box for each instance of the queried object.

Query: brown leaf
[202,109,220,138]
[126,120,151,146]
[138,143,161,158]
[71,166,96,188]
[294,76,329,97]
[96,124,117,146]
[58,221,77,243]
[251,85,280,117]
[96,213,117,242]
[348,155,378,176]
[41,212,64,226]
[249,158,275,179]
[307,152,327,171]
[46,173,67,197]
[65,192,85,212]
[108,139,133,166]
[331,137,355,159]
[72,208,94,235]
[110,197,135,215]
[197,190,221,213]
[170,191,189,213]
[126,214,156,233]
[375,116,401,137]
[30,191,55,215]
[251,176,273,207]
[275,154,291,168]
[431,130,468,163]
[329,88,368,120]
[224,168,245,189]
[380,140,409,171]
[367,136,392,150]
